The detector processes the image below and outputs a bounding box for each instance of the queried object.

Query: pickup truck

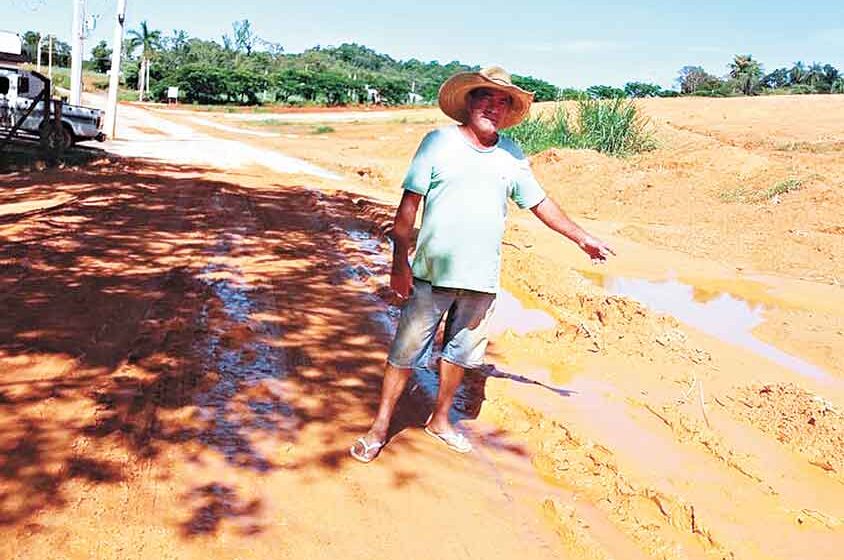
[0,65,105,150]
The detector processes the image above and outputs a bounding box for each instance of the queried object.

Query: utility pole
[36,34,44,72]
[70,0,86,105]
[104,0,127,139]
[48,35,53,83]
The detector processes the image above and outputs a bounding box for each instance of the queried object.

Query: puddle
[489,291,556,336]
[193,229,295,471]
[586,273,832,382]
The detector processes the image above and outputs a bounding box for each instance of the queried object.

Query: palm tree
[127,21,162,102]
[805,62,825,90]
[822,64,840,90]
[789,61,807,86]
[728,54,763,96]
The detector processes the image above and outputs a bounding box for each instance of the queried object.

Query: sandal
[424,426,472,454]
[350,436,384,463]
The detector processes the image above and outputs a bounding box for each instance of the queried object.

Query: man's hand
[389,190,422,303]
[390,263,414,302]
[578,235,616,263]
[531,198,617,262]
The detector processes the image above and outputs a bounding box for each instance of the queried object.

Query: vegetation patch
[719,178,803,203]
[506,99,654,157]
[505,105,574,154]
[312,125,335,134]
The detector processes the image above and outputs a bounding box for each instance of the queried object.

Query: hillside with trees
[13,23,844,106]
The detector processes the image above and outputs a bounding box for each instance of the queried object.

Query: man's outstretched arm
[530,197,616,261]
[390,190,423,298]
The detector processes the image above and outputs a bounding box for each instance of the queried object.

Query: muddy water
[193,230,296,471]
[582,271,834,382]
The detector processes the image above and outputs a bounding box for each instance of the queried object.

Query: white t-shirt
[402,125,546,294]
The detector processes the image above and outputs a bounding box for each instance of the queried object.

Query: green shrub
[313,125,335,134]
[506,99,654,157]
[505,105,574,154]
[576,98,655,155]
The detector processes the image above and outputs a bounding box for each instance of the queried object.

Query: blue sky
[5,0,844,88]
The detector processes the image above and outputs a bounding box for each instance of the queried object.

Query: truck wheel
[39,123,73,156]
[57,125,74,150]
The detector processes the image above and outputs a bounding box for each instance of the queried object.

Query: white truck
[1,30,105,152]
[0,66,106,150]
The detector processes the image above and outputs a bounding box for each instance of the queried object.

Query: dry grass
[719,178,803,203]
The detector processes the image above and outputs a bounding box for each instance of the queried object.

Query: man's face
[466,88,512,134]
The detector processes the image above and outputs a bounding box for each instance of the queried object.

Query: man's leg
[426,358,465,434]
[365,363,413,442]
[351,363,413,462]
[427,289,496,438]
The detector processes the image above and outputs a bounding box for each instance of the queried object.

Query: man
[350,66,614,463]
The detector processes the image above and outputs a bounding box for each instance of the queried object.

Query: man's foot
[350,433,385,463]
[424,426,472,453]
[424,414,472,453]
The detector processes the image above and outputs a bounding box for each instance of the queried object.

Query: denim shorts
[387,278,497,369]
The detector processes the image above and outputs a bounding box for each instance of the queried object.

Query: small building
[364,86,381,104]
[0,30,25,66]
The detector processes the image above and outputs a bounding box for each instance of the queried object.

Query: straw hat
[438,66,534,130]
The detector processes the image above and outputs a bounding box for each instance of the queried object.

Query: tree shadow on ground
[0,156,543,537]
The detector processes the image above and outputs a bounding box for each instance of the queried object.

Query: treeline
[79,20,561,106]
[677,55,844,96]
[559,55,844,99]
[15,24,844,105]
[18,31,72,68]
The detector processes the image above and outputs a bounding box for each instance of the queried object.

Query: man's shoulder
[416,125,457,153]
[424,125,456,142]
[496,135,527,163]
[496,134,526,158]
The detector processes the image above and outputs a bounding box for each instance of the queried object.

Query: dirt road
[2,99,844,559]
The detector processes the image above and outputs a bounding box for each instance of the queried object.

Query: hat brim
[438,72,534,130]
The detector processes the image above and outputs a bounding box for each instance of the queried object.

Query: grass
[505,98,654,156]
[253,119,296,127]
[25,66,110,93]
[720,178,803,203]
[313,125,335,134]
[505,105,574,154]
[577,98,656,155]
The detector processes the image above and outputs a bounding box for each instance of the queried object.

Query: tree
[127,20,163,101]
[90,40,112,74]
[511,75,559,102]
[558,87,586,100]
[821,64,840,92]
[624,82,663,98]
[677,66,719,94]
[164,63,227,103]
[789,61,807,86]
[728,54,763,95]
[21,31,40,63]
[832,78,844,94]
[232,20,257,56]
[586,85,625,99]
[55,39,72,67]
[805,62,826,90]
[762,68,790,89]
